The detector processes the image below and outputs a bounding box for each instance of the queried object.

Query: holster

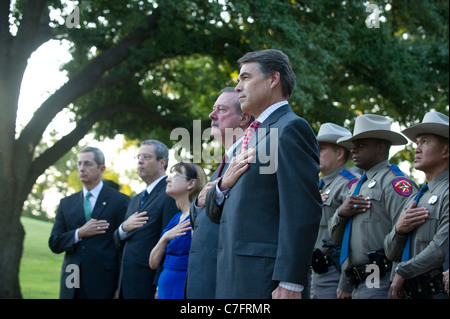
[403,268,444,299]
[344,249,392,288]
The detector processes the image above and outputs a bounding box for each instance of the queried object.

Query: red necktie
[217,154,227,179]
[241,120,261,153]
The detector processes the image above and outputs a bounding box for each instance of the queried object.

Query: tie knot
[85,191,92,199]
[421,184,429,192]
[141,190,148,198]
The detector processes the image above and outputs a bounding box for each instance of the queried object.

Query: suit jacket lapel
[91,186,109,220]
[247,104,291,150]
[140,177,167,212]
[76,191,86,224]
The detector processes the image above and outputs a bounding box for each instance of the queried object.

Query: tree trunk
[0,199,25,298]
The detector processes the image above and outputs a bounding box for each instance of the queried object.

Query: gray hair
[142,140,169,170]
[80,147,105,166]
[220,87,241,115]
[237,49,296,100]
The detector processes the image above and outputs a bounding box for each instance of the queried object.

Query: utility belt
[311,239,341,274]
[403,268,445,299]
[344,249,392,288]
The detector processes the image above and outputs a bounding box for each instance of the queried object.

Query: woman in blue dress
[149,162,207,299]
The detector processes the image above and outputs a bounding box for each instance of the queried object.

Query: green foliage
[59,0,448,143]
[20,217,62,298]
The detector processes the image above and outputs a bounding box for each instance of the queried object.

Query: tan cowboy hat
[316,123,353,150]
[401,111,449,141]
[337,114,407,146]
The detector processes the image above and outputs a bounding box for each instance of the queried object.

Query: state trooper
[311,123,360,299]
[329,114,419,299]
[385,111,449,299]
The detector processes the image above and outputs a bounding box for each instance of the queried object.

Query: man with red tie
[186,87,252,299]
[206,49,322,299]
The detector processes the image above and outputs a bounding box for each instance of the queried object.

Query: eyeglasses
[168,172,190,180]
[135,154,156,161]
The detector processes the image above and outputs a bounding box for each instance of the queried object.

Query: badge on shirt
[428,195,438,205]
[324,188,331,195]
[368,180,377,188]
[392,178,413,196]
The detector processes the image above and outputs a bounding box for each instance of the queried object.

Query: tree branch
[17,8,162,160]
[27,102,175,188]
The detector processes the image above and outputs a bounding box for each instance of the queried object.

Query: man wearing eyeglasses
[49,147,130,299]
[113,140,178,299]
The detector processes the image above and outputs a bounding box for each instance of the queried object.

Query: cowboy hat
[337,114,407,146]
[401,111,449,141]
[316,123,353,150]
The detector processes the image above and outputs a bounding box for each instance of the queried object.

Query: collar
[83,181,103,199]
[146,175,167,194]
[256,101,289,124]
[364,160,390,180]
[323,164,349,186]
[427,169,449,192]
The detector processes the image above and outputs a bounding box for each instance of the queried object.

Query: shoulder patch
[393,178,413,196]
[348,179,359,189]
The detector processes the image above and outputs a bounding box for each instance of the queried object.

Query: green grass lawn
[20,216,63,299]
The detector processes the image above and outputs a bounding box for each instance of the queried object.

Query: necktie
[217,154,227,179]
[140,190,148,207]
[319,178,325,191]
[84,191,92,221]
[241,120,261,153]
[340,173,368,265]
[401,184,429,261]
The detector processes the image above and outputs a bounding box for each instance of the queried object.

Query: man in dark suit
[49,147,130,299]
[205,49,322,299]
[186,87,252,298]
[113,140,178,299]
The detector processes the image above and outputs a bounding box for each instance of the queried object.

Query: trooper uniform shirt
[329,160,419,267]
[315,164,360,255]
[385,170,449,279]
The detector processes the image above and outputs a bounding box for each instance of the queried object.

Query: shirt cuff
[74,228,81,243]
[118,223,127,240]
[214,178,230,206]
[279,282,304,292]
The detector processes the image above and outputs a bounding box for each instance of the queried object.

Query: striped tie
[140,190,148,207]
[340,173,367,265]
[401,184,429,261]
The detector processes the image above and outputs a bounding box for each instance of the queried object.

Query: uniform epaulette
[388,164,405,176]
[339,169,357,180]
[339,169,359,189]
